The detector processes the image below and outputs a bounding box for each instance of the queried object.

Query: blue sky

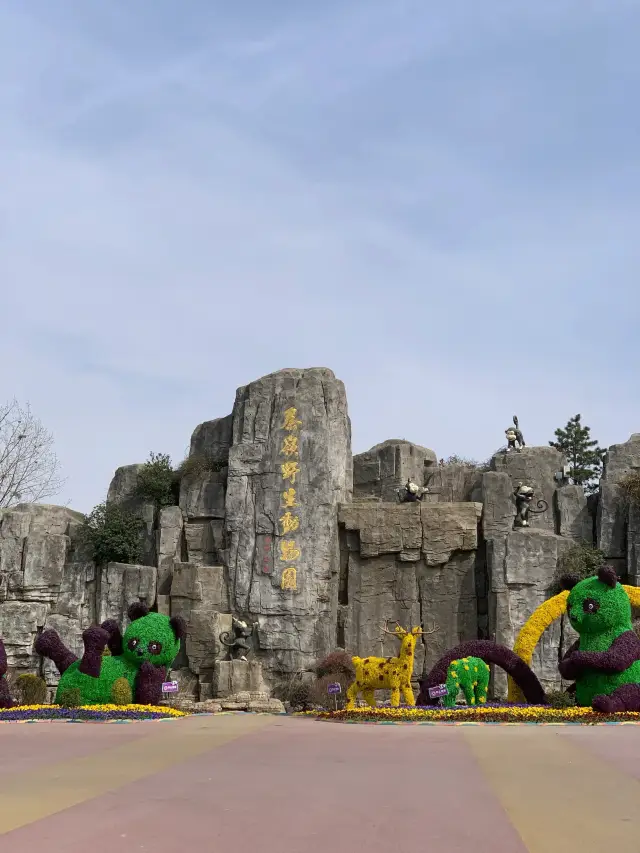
[1,0,639,512]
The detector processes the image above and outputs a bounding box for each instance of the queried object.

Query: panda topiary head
[122,603,186,667]
[562,566,632,636]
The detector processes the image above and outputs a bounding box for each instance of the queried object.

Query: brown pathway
[1,714,640,852]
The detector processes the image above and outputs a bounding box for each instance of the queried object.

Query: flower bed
[0,704,189,722]
[307,704,640,724]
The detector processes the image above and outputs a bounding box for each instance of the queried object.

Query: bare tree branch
[0,399,66,508]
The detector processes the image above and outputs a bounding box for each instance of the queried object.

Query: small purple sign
[327,682,342,695]
[428,684,448,699]
[162,680,179,694]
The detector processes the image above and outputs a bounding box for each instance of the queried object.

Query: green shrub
[272,674,313,711]
[310,673,351,711]
[314,650,355,679]
[175,452,228,480]
[81,502,143,566]
[111,677,132,705]
[15,673,48,705]
[135,452,176,507]
[58,687,82,708]
[619,471,640,507]
[550,543,605,595]
[289,680,313,710]
[547,689,576,708]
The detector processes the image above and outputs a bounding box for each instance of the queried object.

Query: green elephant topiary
[559,566,640,712]
[443,656,490,707]
[35,603,186,707]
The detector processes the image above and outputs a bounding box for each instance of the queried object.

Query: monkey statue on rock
[505,415,525,452]
[513,483,548,528]
[397,478,429,503]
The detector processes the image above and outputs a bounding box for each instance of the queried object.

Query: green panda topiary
[35,603,186,707]
[559,566,640,712]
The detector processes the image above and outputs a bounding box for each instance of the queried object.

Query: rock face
[0,505,93,681]
[424,463,484,504]
[338,501,482,681]
[225,368,352,673]
[5,367,637,708]
[353,440,436,501]
[597,434,640,564]
[481,451,583,696]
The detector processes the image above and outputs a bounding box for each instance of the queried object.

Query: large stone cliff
[1,366,635,701]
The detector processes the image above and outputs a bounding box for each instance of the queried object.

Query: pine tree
[549,414,606,494]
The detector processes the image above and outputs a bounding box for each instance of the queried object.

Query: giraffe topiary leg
[346,682,359,710]
[362,688,376,707]
[401,684,415,706]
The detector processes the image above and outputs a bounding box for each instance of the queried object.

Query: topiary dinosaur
[558,566,640,712]
[0,639,15,708]
[34,603,186,706]
[443,656,490,707]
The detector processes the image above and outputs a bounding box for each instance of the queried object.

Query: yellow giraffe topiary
[346,620,438,710]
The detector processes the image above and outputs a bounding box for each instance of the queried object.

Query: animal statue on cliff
[558,567,640,712]
[35,603,186,706]
[505,415,525,452]
[346,620,438,709]
[443,656,490,707]
[0,639,15,708]
[396,478,429,503]
[219,617,256,661]
[513,483,549,528]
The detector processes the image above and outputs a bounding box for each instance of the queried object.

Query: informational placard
[327,682,342,695]
[428,684,448,699]
[161,680,179,694]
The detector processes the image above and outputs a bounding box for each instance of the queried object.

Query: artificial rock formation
[4,367,640,705]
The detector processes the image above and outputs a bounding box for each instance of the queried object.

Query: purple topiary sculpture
[416,640,548,706]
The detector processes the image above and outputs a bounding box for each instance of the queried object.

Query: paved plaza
[1,713,639,852]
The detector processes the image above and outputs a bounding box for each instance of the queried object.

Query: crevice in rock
[474,522,489,640]
[337,524,349,606]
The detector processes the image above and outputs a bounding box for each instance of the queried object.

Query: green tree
[134,452,177,507]
[549,414,605,494]
[82,502,143,566]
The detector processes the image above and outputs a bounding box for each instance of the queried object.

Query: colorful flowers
[305,705,640,724]
[0,703,188,722]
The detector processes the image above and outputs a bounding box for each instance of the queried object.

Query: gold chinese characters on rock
[279,406,302,591]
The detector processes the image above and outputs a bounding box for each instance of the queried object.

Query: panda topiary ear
[127,602,150,622]
[598,565,618,588]
[559,574,579,591]
[170,616,187,641]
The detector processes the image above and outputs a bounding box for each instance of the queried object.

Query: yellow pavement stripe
[463,726,640,853]
[0,713,275,835]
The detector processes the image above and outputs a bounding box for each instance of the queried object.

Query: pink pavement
[4,715,640,852]
[1,716,526,853]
